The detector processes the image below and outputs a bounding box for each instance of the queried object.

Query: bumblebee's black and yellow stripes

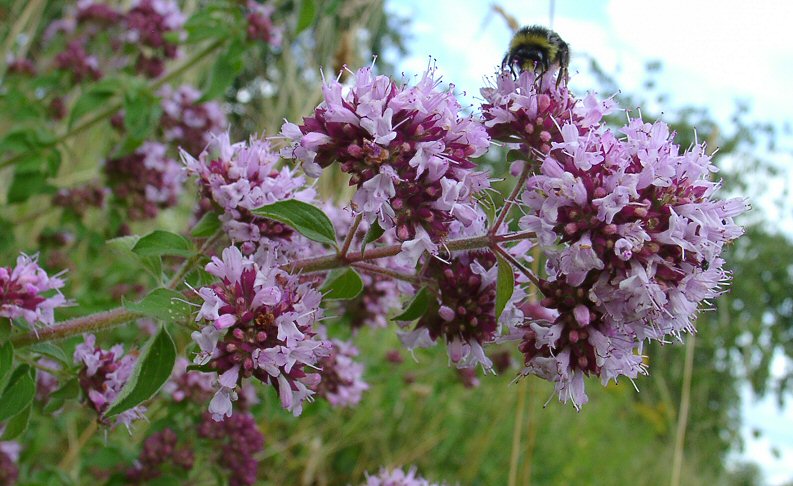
[501,25,570,86]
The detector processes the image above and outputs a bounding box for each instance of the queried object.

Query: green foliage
[361,220,385,254]
[190,211,221,238]
[124,288,192,322]
[393,287,431,321]
[253,200,338,247]
[321,268,365,300]
[132,230,195,259]
[105,327,176,417]
[0,365,36,422]
[494,255,514,322]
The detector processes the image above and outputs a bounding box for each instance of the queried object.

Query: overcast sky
[387,1,793,483]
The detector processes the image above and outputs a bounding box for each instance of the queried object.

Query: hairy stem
[11,308,139,347]
[352,262,427,286]
[339,213,363,259]
[11,230,537,348]
[492,244,541,288]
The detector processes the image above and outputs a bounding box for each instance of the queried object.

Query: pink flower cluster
[160,85,228,156]
[515,106,748,406]
[363,466,441,486]
[481,71,614,159]
[44,0,185,80]
[73,334,146,429]
[246,1,282,46]
[315,339,369,407]
[104,141,185,220]
[0,441,19,486]
[281,65,491,265]
[0,253,67,327]
[124,0,185,77]
[125,428,194,483]
[399,250,523,370]
[183,133,313,254]
[191,246,331,419]
[197,412,264,486]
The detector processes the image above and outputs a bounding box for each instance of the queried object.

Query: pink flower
[159,85,227,155]
[191,246,331,418]
[314,340,369,408]
[398,251,523,370]
[73,334,145,430]
[183,133,316,254]
[281,64,490,262]
[0,253,67,327]
[515,107,748,407]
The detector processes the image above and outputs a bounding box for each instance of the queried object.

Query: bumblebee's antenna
[549,0,556,29]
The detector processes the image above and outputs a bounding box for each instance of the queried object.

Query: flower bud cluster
[53,40,102,83]
[159,85,228,156]
[73,334,146,429]
[315,339,369,407]
[0,253,67,328]
[197,412,264,486]
[104,141,185,220]
[183,133,313,253]
[162,357,216,404]
[0,442,19,486]
[124,0,185,78]
[515,109,749,406]
[43,0,185,81]
[481,71,614,156]
[125,428,194,483]
[192,246,331,419]
[399,251,523,370]
[246,1,282,46]
[52,182,109,217]
[281,65,491,265]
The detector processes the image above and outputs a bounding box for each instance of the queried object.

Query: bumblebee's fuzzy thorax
[502,25,570,86]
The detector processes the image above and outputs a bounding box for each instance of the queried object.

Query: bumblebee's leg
[555,67,569,88]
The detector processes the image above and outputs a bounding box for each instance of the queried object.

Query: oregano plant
[0,1,749,484]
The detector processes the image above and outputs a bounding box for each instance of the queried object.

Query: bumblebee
[501,25,570,86]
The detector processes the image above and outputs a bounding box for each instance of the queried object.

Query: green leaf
[252,200,337,247]
[28,342,69,366]
[121,82,162,152]
[69,79,122,128]
[0,365,35,421]
[475,193,497,225]
[51,378,79,401]
[132,230,194,258]
[7,167,55,203]
[321,268,364,300]
[393,287,431,321]
[1,404,31,440]
[361,220,385,254]
[0,342,13,391]
[0,320,11,341]
[124,288,192,322]
[43,378,80,414]
[506,149,528,163]
[191,211,221,238]
[106,235,163,281]
[296,0,317,34]
[495,255,515,322]
[201,38,245,102]
[105,327,176,417]
[186,363,215,373]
